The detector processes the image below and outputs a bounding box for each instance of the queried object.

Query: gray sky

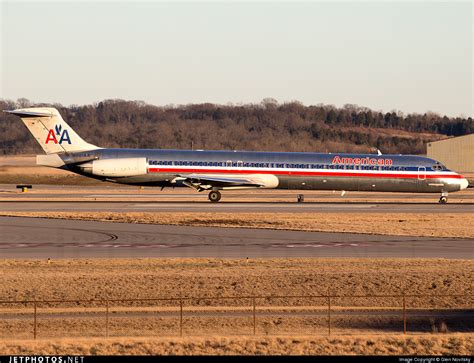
[1,1,472,117]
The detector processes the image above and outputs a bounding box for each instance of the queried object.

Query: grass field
[1,335,473,355]
[1,258,471,306]
[0,258,472,354]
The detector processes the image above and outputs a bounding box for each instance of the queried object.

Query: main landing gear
[439,192,448,204]
[208,190,222,203]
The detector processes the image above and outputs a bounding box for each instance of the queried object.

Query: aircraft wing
[175,173,265,190]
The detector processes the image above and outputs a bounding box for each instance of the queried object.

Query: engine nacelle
[92,157,147,177]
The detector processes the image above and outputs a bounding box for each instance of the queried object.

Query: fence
[0,293,472,340]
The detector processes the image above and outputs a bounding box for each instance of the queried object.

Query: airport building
[427,134,474,173]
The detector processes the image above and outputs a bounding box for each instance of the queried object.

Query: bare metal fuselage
[65,148,467,194]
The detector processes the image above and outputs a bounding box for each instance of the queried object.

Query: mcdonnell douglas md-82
[5,107,469,203]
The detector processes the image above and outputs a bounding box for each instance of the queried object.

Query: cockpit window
[432,163,445,171]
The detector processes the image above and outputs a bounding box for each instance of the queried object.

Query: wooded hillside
[1,98,472,155]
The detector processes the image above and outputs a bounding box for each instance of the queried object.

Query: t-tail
[4,108,99,154]
[4,107,100,168]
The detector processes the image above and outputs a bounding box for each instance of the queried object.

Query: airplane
[4,107,469,203]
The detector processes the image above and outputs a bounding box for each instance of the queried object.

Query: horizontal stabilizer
[4,110,53,118]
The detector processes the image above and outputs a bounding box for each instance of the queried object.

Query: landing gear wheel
[208,191,221,203]
[439,196,448,204]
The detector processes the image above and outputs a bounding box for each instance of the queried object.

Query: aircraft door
[417,167,427,192]
[418,167,426,180]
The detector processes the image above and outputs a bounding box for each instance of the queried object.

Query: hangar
[427,134,474,173]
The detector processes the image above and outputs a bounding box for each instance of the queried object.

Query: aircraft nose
[459,177,469,190]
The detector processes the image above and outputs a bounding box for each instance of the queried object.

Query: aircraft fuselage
[67,148,468,194]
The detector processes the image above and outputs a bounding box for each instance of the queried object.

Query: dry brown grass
[1,310,471,341]
[1,211,473,238]
[0,258,471,352]
[0,258,471,305]
[1,335,472,355]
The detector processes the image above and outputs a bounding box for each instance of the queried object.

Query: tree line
[0,98,472,155]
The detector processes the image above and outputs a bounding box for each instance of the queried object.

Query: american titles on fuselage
[331,156,393,166]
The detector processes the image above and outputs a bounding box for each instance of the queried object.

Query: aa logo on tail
[45,124,71,144]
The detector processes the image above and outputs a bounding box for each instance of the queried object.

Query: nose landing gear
[208,190,222,203]
[439,192,448,204]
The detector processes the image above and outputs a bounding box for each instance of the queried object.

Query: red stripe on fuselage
[147,168,463,179]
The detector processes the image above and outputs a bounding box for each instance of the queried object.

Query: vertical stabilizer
[4,107,99,154]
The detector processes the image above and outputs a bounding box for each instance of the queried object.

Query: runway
[1,184,473,213]
[2,201,474,213]
[0,216,472,259]
[0,184,474,213]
